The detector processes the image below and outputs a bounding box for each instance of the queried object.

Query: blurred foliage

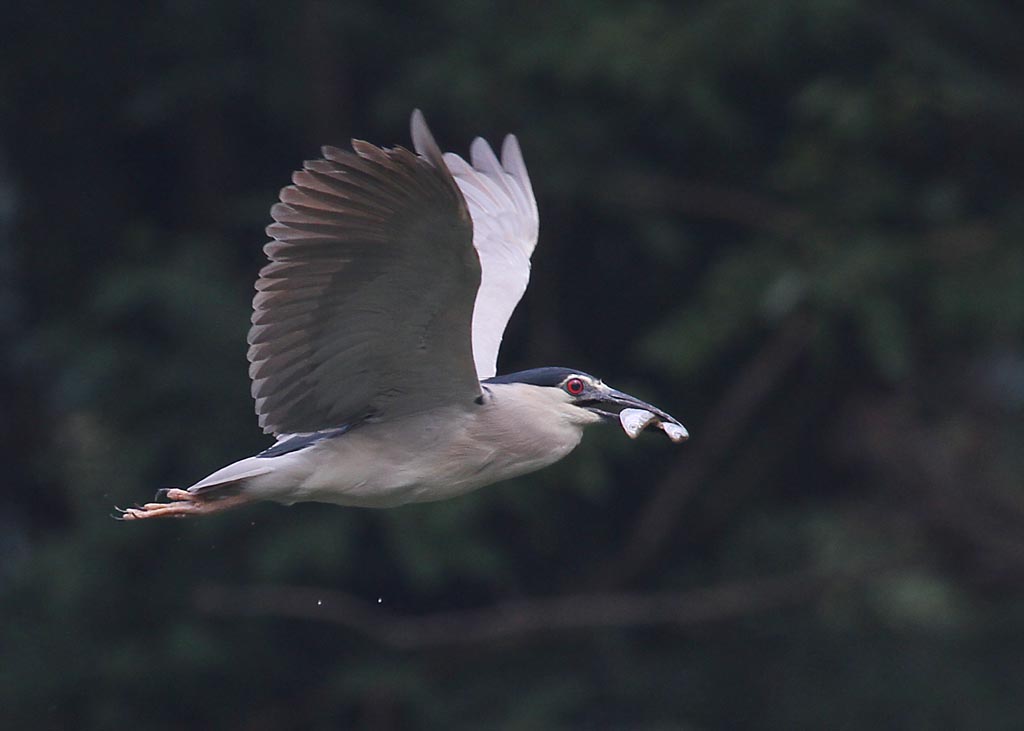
[2,0,1023,728]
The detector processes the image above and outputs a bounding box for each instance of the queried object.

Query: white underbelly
[297,438,575,507]
[245,407,586,508]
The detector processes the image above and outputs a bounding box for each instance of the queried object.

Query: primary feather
[249,118,482,437]
[411,114,540,379]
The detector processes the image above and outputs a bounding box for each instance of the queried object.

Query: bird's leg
[115,489,253,521]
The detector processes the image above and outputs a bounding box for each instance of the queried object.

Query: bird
[118,111,686,520]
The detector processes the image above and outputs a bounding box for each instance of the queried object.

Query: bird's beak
[585,386,688,440]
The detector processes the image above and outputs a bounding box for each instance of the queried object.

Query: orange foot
[115,488,251,520]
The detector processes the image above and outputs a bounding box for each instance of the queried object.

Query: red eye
[565,378,585,395]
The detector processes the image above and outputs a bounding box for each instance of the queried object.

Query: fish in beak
[584,386,689,443]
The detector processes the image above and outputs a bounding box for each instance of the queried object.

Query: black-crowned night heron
[119,112,687,520]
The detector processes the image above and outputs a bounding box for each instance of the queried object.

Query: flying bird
[119,112,686,520]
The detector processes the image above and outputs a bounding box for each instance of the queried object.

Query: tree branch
[194,564,872,650]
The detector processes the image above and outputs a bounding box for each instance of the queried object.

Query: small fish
[619,408,689,443]
[619,408,657,439]
[661,421,689,443]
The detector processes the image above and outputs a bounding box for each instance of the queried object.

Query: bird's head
[484,367,687,441]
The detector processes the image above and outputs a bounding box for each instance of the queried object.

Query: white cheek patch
[619,408,689,443]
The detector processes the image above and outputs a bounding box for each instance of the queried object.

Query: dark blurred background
[3,1,1023,729]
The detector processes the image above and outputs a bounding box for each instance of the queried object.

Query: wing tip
[469,136,502,172]
[500,134,535,201]
[500,134,524,170]
[410,109,445,169]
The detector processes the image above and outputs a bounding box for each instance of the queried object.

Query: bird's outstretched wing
[249,116,482,436]
[411,114,539,379]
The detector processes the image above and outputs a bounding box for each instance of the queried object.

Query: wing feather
[412,116,540,379]
[249,127,480,436]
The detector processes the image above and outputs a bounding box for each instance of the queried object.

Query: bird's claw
[112,491,197,521]
[113,488,248,520]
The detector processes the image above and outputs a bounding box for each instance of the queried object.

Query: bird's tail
[186,457,272,496]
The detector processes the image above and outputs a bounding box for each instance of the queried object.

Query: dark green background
[3,1,1023,728]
